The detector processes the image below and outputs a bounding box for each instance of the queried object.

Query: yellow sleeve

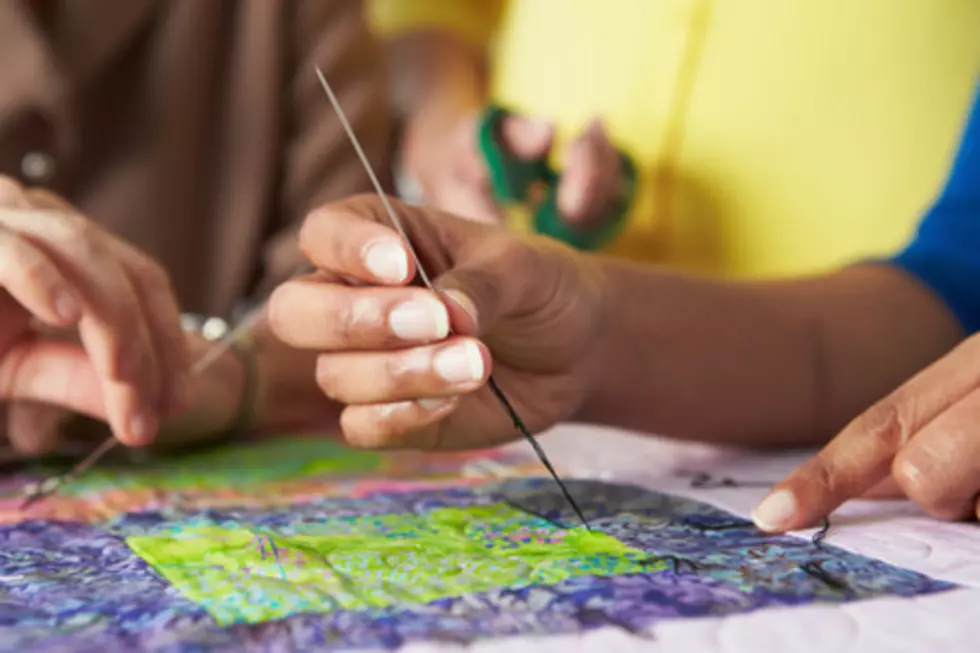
[366,0,504,49]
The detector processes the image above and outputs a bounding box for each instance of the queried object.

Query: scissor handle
[477,103,637,251]
[477,104,553,202]
[533,151,637,251]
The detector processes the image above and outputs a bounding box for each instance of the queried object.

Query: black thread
[487,377,590,530]
[688,472,772,489]
[800,561,850,593]
[682,517,754,532]
[811,517,831,548]
[503,500,569,530]
[639,554,701,574]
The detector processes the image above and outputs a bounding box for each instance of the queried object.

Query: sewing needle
[314,66,590,530]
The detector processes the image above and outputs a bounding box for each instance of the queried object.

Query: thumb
[433,240,532,338]
[501,115,554,160]
[0,339,107,420]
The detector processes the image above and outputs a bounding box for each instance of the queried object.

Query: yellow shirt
[369,0,980,279]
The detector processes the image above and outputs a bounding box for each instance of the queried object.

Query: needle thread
[314,66,589,530]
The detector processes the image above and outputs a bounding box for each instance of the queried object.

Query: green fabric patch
[127,503,651,625]
[52,438,381,496]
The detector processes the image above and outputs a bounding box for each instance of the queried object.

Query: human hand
[403,106,625,234]
[268,194,605,450]
[752,332,980,531]
[0,177,188,450]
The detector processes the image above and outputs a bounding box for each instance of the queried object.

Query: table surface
[402,423,980,653]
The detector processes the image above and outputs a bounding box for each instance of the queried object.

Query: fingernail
[417,396,455,412]
[129,411,158,445]
[443,290,479,329]
[363,239,409,284]
[433,341,484,384]
[751,490,797,532]
[53,290,80,323]
[376,401,412,419]
[389,298,449,341]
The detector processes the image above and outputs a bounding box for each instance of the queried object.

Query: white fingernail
[417,397,455,412]
[751,490,797,532]
[376,401,412,418]
[389,298,449,341]
[363,239,409,283]
[433,341,484,384]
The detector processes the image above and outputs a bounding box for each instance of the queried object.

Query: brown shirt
[0,0,394,315]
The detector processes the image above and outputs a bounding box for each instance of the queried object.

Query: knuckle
[857,397,913,450]
[339,295,384,347]
[892,456,956,518]
[801,453,839,498]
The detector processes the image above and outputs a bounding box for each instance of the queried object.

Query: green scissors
[477,104,638,251]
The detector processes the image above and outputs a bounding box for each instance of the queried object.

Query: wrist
[571,257,622,426]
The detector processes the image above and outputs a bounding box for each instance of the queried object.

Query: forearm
[578,259,964,447]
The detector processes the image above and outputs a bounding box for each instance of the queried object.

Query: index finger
[752,335,980,532]
[299,196,415,286]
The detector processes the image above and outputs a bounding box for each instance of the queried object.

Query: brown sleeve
[260,0,395,293]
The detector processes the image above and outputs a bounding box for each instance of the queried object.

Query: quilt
[0,435,958,652]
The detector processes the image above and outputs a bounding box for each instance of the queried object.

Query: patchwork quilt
[0,434,960,652]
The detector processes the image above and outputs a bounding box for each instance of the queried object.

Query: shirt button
[20,150,56,185]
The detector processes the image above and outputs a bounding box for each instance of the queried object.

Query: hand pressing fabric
[268,194,604,450]
[403,105,625,235]
[0,176,188,452]
[754,332,980,531]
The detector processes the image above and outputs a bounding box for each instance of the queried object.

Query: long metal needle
[314,66,589,530]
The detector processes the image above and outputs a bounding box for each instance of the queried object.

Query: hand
[268,195,604,450]
[0,177,188,450]
[403,105,625,233]
[752,332,980,531]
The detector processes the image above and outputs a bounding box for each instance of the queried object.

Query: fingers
[340,397,460,450]
[0,339,106,419]
[0,204,182,444]
[0,229,82,326]
[35,186,188,412]
[107,238,189,413]
[891,388,980,520]
[753,336,980,532]
[316,337,490,404]
[500,115,554,160]
[558,119,621,225]
[270,280,451,350]
[298,202,414,285]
